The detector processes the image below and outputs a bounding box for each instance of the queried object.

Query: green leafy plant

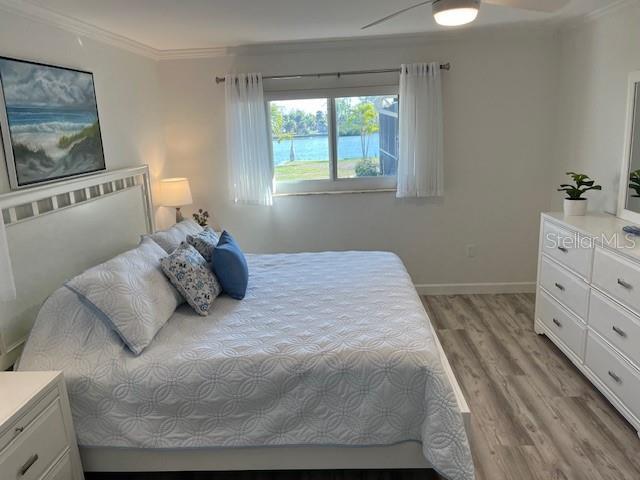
[629,169,640,197]
[558,172,602,200]
[270,104,296,161]
[355,158,380,177]
[192,209,210,227]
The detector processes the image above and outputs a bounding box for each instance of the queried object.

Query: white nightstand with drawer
[0,372,84,480]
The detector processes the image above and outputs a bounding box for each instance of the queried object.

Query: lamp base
[176,208,184,223]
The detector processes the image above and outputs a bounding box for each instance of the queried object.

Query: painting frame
[0,55,106,190]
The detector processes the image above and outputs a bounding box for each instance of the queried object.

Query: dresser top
[0,371,60,426]
[543,212,640,262]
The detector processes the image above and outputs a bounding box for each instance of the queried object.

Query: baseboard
[415,282,536,296]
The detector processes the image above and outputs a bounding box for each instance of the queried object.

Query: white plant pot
[564,198,587,216]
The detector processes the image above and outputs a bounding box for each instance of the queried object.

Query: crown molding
[157,22,559,61]
[0,0,559,62]
[0,0,161,59]
[156,47,232,60]
[552,0,639,31]
[584,0,638,21]
[1,0,632,62]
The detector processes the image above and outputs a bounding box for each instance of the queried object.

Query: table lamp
[159,177,193,223]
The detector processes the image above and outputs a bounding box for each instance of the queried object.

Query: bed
[3,167,474,480]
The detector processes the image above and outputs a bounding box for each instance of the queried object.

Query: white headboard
[0,166,154,369]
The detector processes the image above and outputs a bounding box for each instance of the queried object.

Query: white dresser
[535,212,640,437]
[0,371,84,480]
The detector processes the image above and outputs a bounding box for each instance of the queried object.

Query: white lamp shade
[159,178,193,207]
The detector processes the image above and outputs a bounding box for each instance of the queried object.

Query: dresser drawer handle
[608,371,622,384]
[14,426,24,434]
[612,326,627,338]
[554,282,565,291]
[557,246,568,253]
[18,453,38,476]
[617,278,633,290]
[552,318,562,328]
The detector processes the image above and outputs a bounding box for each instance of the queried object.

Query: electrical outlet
[466,244,477,258]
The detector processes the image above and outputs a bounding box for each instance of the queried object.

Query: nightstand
[0,371,84,480]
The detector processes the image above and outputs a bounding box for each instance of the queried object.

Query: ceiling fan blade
[361,0,433,30]
[484,0,570,12]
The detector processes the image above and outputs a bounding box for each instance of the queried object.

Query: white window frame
[266,85,399,195]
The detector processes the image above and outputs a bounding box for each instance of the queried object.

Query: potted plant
[192,209,210,227]
[558,172,602,216]
[629,169,640,197]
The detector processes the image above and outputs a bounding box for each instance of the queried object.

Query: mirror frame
[618,71,640,224]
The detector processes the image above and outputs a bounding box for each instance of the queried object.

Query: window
[335,96,398,179]
[270,98,330,182]
[267,87,398,194]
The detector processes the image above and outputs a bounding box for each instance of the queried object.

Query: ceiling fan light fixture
[433,0,480,27]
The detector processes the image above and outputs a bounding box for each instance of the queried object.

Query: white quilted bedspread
[19,251,474,480]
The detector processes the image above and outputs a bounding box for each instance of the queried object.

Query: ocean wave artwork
[0,57,105,188]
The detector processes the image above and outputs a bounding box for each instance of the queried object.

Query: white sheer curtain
[397,62,444,198]
[0,215,16,302]
[225,73,273,206]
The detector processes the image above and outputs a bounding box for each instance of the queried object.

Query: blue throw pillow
[211,231,248,300]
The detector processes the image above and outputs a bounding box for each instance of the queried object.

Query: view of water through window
[269,95,398,183]
[272,133,381,164]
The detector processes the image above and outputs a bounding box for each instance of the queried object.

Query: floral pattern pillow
[161,242,221,316]
[186,227,219,263]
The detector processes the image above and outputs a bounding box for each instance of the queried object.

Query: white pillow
[148,219,203,254]
[66,237,183,355]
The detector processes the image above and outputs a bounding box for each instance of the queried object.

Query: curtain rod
[215,63,450,84]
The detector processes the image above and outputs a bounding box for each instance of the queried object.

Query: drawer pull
[552,318,562,328]
[554,282,565,291]
[612,326,627,338]
[18,453,38,476]
[617,278,633,290]
[608,370,622,384]
[14,426,24,434]
[557,246,568,253]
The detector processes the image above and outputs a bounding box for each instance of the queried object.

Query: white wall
[553,1,640,213]
[0,10,565,287]
[158,27,558,287]
[0,10,166,196]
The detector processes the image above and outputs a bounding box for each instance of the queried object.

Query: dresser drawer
[0,398,68,480]
[593,247,640,315]
[585,333,640,421]
[0,388,58,453]
[589,290,640,368]
[541,220,593,279]
[539,256,589,319]
[537,290,586,358]
[43,452,71,480]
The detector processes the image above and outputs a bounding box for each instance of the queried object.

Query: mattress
[19,251,474,480]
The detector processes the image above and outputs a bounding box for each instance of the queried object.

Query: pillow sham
[66,237,183,355]
[211,231,249,300]
[161,242,221,316]
[186,227,219,263]
[148,219,202,254]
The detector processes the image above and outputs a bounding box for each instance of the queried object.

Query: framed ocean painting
[0,56,105,189]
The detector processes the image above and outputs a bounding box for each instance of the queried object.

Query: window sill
[274,188,396,197]
[274,177,397,196]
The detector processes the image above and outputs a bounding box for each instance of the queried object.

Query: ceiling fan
[362,0,570,29]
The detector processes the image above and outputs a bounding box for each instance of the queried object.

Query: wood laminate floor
[423,293,640,480]
[86,294,640,480]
